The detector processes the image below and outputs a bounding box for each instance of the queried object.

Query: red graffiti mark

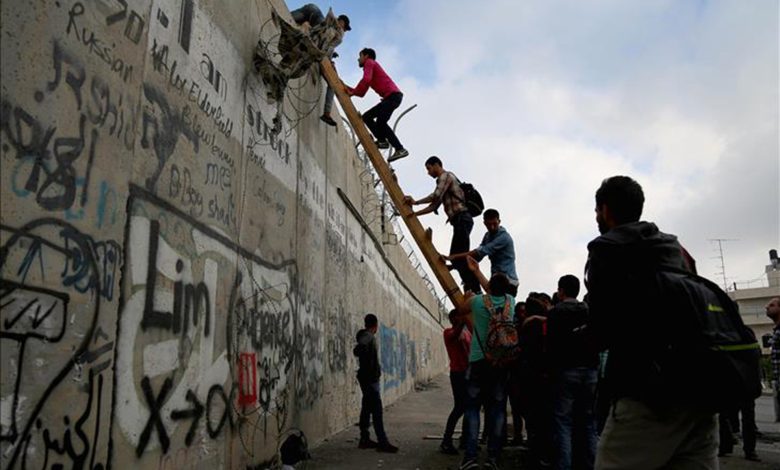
[237,352,257,406]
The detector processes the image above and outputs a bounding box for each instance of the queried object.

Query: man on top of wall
[288,4,351,127]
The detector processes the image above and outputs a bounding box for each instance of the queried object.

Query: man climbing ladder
[320,59,466,312]
[345,48,410,163]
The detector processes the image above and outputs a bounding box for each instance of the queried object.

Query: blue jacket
[476,227,518,282]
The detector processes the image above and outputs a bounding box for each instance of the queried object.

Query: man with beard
[586,176,717,469]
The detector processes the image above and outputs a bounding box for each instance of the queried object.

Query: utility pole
[709,238,738,290]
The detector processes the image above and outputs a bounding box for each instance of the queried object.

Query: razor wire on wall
[341,108,450,323]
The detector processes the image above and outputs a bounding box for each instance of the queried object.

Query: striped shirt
[428,171,466,220]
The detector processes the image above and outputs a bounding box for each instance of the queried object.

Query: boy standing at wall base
[354,314,400,453]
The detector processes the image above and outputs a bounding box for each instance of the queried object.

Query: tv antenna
[708,238,738,290]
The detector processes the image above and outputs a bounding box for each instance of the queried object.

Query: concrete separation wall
[0,1,447,468]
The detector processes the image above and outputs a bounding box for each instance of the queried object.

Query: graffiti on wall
[0,0,445,468]
[1,40,129,228]
[243,79,296,250]
[379,324,416,392]
[326,301,348,374]
[0,220,120,469]
[0,2,141,468]
[138,0,242,238]
[113,185,324,463]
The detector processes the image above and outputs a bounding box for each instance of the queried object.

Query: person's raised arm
[475,232,508,259]
[347,59,374,97]
[409,204,437,218]
[445,249,480,262]
[466,256,490,293]
[408,174,449,217]
[405,193,434,206]
[457,291,476,331]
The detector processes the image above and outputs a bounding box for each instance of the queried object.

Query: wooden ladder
[319,59,465,311]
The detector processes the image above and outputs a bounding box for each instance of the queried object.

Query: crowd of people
[439,267,598,470]
[355,173,770,470]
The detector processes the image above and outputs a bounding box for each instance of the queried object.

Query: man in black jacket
[547,274,598,470]
[354,314,398,453]
[586,176,717,469]
[518,296,553,468]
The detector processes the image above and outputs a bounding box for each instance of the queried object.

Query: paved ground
[719,394,780,469]
[307,374,780,469]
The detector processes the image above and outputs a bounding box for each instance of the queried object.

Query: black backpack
[453,175,484,217]
[649,267,762,412]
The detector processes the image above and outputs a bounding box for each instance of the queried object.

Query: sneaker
[358,438,378,449]
[459,458,479,470]
[320,114,337,127]
[375,139,390,149]
[376,441,399,453]
[439,441,459,455]
[483,458,500,470]
[744,452,761,462]
[388,148,409,162]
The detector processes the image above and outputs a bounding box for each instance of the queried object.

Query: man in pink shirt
[346,48,409,163]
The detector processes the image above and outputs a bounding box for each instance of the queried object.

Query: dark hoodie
[354,329,381,382]
[547,299,598,371]
[586,221,694,404]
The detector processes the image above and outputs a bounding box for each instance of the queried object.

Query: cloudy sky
[317,0,778,302]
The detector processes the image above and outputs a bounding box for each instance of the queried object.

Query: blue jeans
[290,4,324,25]
[323,85,335,114]
[463,360,507,460]
[552,367,597,470]
[443,370,468,445]
[359,380,388,444]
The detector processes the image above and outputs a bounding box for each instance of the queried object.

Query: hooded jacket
[547,299,598,371]
[586,221,694,403]
[354,328,381,382]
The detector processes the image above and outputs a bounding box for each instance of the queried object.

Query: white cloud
[334,0,779,302]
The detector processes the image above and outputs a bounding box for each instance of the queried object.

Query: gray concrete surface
[309,374,780,469]
[0,1,447,467]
